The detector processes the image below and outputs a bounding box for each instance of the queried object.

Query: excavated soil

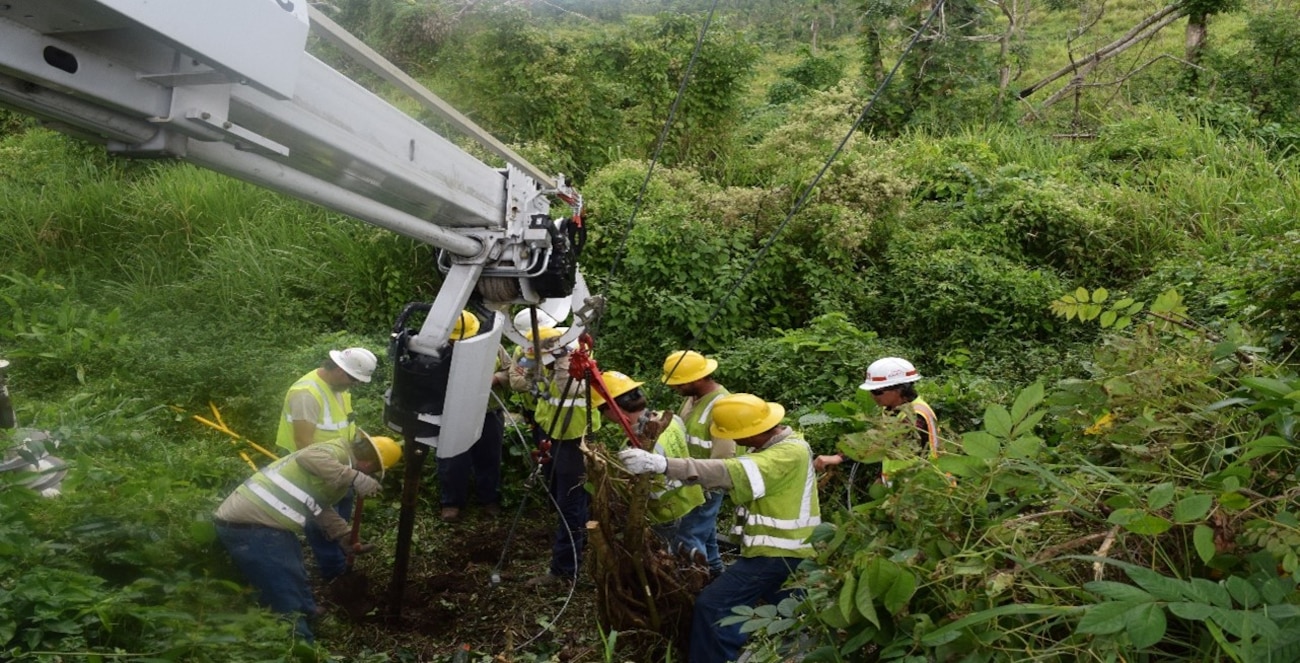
[317,505,603,661]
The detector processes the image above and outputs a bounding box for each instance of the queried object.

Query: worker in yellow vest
[814,357,940,482]
[214,433,401,643]
[274,346,378,581]
[661,350,732,576]
[619,394,820,663]
[591,370,705,550]
[509,326,601,586]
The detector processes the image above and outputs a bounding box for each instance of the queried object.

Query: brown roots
[584,443,711,658]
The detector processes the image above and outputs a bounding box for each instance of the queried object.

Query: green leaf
[839,572,861,626]
[1077,601,1145,635]
[1124,566,1186,602]
[1085,581,1155,602]
[1009,383,1044,423]
[864,558,901,603]
[962,431,1001,460]
[1009,410,1047,439]
[1239,377,1300,400]
[1124,515,1173,535]
[1218,491,1251,511]
[1075,287,1090,303]
[1225,576,1260,609]
[919,604,1067,646]
[1100,310,1118,328]
[933,455,986,478]
[1092,287,1109,304]
[984,405,1013,439]
[1147,483,1176,510]
[1193,525,1217,563]
[854,568,880,629]
[1173,494,1214,523]
[1183,578,1233,608]
[882,571,917,615]
[1168,601,1214,620]
[1006,435,1041,460]
[1124,603,1167,649]
[1107,508,1145,526]
[1235,436,1294,464]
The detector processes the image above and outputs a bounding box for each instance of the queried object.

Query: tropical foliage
[2,0,1299,660]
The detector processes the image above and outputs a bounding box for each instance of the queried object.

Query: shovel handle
[345,494,365,569]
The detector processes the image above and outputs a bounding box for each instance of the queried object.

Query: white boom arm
[0,0,594,455]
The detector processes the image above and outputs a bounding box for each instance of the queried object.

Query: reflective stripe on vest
[275,370,355,451]
[239,440,350,531]
[681,388,728,458]
[725,433,821,558]
[645,415,705,522]
[534,372,600,440]
[881,397,942,484]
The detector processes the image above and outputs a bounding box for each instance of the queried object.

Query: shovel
[345,495,365,571]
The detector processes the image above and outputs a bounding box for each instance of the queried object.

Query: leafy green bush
[716,313,913,415]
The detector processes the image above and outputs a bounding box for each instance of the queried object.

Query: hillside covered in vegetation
[2,0,1299,660]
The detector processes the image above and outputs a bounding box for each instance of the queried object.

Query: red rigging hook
[567,334,644,450]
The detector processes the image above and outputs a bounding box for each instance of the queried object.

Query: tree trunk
[1019,2,1185,100]
[1184,11,1208,85]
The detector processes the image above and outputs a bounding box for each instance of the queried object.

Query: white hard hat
[513,309,558,334]
[330,347,377,383]
[860,357,921,391]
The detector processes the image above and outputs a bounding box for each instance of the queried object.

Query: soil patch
[319,505,602,661]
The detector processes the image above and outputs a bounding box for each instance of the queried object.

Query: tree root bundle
[583,443,711,657]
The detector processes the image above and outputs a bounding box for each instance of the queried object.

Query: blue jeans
[438,409,504,508]
[690,555,800,663]
[216,523,316,643]
[304,489,353,581]
[544,437,588,578]
[678,490,725,573]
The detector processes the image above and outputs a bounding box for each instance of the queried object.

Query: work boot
[440,507,460,522]
[525,573,569,588]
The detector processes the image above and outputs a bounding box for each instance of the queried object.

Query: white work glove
[618,448,667,475]
[352,471,382,498]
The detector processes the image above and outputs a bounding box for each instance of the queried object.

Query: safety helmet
[452,310,481,341]
[661,350,718,385]
[591,371,644,408]
[710,393,785,440]
[330,347,378,383]
[860,357,921,391]
[523,327,572,365]
[513,308,558,334]
[362,433,403,479]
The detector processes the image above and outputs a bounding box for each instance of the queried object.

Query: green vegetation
[3,0,1300,660]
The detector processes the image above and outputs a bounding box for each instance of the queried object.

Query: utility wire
[685,0,948,350]
[594,0,723,339]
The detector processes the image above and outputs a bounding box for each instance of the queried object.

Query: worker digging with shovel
[213,432,402,642]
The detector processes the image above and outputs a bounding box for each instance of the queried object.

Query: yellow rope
[188,404,280,463]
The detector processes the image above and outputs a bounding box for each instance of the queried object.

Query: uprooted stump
[584,442,711,658]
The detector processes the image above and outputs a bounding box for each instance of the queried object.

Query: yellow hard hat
[710,394,785,440]
[661,350,717,385]
[591,371,644,408]
[363,434,403,479]
[524,327,566,360]
[451,310,481,341]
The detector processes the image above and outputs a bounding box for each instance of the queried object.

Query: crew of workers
[213,306,940,661]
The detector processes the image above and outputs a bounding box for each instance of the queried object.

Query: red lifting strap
[567,334,642,450]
